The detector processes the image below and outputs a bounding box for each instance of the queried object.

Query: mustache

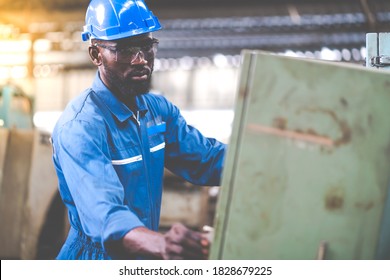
[130,66,152,77]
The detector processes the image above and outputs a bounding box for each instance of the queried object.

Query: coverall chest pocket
[148,122,166,186]
[110,144,145,190]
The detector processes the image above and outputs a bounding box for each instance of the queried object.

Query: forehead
[110,33,153,46]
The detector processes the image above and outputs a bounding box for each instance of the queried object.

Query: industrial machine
[210,48,390,259]
[0,128,61,259]
[0,84,33,129]
[0,84,63,259]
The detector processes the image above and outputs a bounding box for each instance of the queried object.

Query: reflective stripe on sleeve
[111,155,142,165]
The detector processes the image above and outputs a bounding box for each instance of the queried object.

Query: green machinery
[210,48,390,259]
[0,84,33,129]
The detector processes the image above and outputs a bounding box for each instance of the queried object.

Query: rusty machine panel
[0,129,60,259]
[210,51,390,259]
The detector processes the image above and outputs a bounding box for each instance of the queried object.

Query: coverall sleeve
[53,119,144,249]
[162,98,227,186]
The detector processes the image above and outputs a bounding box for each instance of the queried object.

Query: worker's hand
[163,223,210,260]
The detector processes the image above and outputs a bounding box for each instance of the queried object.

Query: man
[51,0,226,260]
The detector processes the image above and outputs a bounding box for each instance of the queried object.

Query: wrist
[122,227,166,259]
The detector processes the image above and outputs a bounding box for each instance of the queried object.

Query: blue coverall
[51,73,226,259]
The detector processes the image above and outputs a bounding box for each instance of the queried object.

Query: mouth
[131,69,150,81]
[131,74,148,81]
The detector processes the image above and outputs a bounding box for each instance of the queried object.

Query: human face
[94,33,158,98]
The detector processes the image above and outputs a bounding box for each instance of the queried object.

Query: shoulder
[52,89,106,140]
[143,93,179,118]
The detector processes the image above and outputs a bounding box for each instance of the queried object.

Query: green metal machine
[0,84,33,129]
[210,50,390,260]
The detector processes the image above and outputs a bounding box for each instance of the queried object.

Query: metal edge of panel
[365,32,390,259]
[375,183,390,259]
[209,49,259,259]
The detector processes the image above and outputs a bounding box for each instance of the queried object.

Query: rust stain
[325,195,344,210]
[247,124,334,147]
[273,117,288,130]
[334,118,351,147]
[297,107,352,147]
[325,187,345,211]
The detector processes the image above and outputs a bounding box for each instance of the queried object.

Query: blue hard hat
[81,0,162,41]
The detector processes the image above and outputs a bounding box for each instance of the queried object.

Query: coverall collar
[92,71,148,122]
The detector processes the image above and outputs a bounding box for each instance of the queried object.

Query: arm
[160,97,226,186]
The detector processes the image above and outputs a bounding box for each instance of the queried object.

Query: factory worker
[51,0,226,260]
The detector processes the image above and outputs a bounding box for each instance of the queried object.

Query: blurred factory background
[1,0,390,260]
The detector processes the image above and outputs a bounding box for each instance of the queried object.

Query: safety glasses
[94,38,159,63]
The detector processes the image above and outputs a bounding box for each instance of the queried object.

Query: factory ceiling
[1,0,390,60]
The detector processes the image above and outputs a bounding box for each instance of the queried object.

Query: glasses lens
[116,39,159,62]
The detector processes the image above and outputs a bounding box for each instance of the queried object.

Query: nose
[131,51,147,65]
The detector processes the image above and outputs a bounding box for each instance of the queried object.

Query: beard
[101,57,153,102]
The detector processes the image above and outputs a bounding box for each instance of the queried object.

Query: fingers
[200,237,210,256]
[164,223,210,260]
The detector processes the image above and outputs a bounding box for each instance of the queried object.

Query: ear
[89,46,102,66]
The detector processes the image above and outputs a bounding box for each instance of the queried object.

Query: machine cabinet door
[211,51,390,260]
